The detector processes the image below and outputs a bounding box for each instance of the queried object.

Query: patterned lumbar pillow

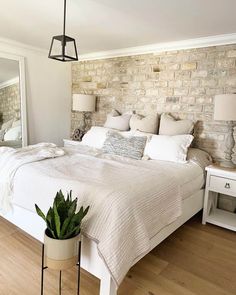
[102,131,147,160]
[159,113,194,135]
[130,113,158,134]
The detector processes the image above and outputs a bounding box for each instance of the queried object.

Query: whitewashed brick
[71,44,236,163]
[181,62,197,70]
[191,70,208,78]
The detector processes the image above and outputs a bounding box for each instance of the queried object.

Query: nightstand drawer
[210,176,236,195]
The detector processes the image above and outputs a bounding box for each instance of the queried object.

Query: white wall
[0,38,71,146]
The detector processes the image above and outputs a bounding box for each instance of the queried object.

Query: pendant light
[48,0,78,62]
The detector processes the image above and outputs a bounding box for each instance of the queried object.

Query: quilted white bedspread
[9,145,208,286]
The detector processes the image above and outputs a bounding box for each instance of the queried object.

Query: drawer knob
[225,183,231,189]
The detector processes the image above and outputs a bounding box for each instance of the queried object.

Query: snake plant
[35,190,89,240]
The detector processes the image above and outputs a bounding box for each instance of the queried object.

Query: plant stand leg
[59,271,62,295]
[41,244,48,295]
[77,241,81,295]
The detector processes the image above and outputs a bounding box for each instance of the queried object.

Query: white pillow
[81,126,110,149]
[130,114,158,134]
[12,120,21,128]
[4,126,22,141]
[159,113,194,135]
[1,119,14,131]
[144,134,194,163]
[104,111,132,131]
[81,127,136,149]
[133,130,153,141]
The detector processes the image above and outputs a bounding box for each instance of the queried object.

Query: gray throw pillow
[159,113,194,135]
[102,131,147,160]
[130,113,158,134]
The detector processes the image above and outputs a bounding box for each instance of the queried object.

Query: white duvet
[2,144,209,286]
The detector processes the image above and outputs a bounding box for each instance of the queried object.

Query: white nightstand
[202,165,236,231]
[63,139,81,147]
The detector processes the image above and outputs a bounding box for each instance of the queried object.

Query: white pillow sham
[104,110,132,131]
[81,126,110,149]
[12,120,21,128]
[4,125,22,141]
[81,126,137,149]
[159,113,194,135]
[144,134,194,163]
[1,119,14,131]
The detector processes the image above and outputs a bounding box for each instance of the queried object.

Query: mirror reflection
[0,57,22,148]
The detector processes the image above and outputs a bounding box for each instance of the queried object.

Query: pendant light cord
[63,0,66,36]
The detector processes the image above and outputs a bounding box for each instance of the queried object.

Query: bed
[2,144,210,295]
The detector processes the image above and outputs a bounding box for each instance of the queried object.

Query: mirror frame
[0,52,27,146]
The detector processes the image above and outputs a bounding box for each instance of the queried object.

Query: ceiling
[0,0,236,54]
[0,58,19,84]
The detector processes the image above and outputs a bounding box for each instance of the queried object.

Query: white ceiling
[0,58,19,84]
[0,0,236,54]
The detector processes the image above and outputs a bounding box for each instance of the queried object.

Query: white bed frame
[2,189,204,295]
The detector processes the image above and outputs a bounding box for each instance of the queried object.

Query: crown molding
[79,33,236,61]
[0,77,19,89]
[0,37,47,55]
[0,33,236,62]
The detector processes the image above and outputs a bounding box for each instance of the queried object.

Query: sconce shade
[73,94,96,112]
[214,94,236,121]
[48,35,78,62]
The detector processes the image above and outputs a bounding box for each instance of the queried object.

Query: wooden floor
[0,213,236,295]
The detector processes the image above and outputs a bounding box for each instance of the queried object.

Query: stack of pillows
[0,119,22,142]
[81,110,195,163]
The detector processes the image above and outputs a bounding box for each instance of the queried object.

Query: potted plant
[35,190,89,270]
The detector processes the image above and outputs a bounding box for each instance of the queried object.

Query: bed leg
[99,273,117,295]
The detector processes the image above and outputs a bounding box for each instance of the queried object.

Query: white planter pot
[44,231,80,270]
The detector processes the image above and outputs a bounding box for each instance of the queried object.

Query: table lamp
[214,94,236,168]
[72,94,96,131]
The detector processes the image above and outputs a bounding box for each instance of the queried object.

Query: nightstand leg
[202,189,209,225]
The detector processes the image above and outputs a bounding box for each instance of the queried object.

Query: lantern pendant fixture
[48,0,78,62]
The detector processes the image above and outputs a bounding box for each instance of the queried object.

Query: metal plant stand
[41,241,82,295]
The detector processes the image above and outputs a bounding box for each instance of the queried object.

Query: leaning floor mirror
[0,52,27,148]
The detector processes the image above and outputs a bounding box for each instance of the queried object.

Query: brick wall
[72,44,236,163]
[0,83,20,125]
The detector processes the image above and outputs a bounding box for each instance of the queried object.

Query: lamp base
[222,121,236,170]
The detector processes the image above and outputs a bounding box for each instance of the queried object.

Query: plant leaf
[63,227,78,240]
[35,204,46,222]
[53,202,61,238]
[68,198,77,217]
[60,215,73,238]
[83,206,90,218]
[46,225,56,239]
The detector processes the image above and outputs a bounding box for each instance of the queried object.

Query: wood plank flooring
[0,213,236,295]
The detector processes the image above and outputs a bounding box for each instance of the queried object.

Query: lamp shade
[214,94,236,121]
[72,94,96,112]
